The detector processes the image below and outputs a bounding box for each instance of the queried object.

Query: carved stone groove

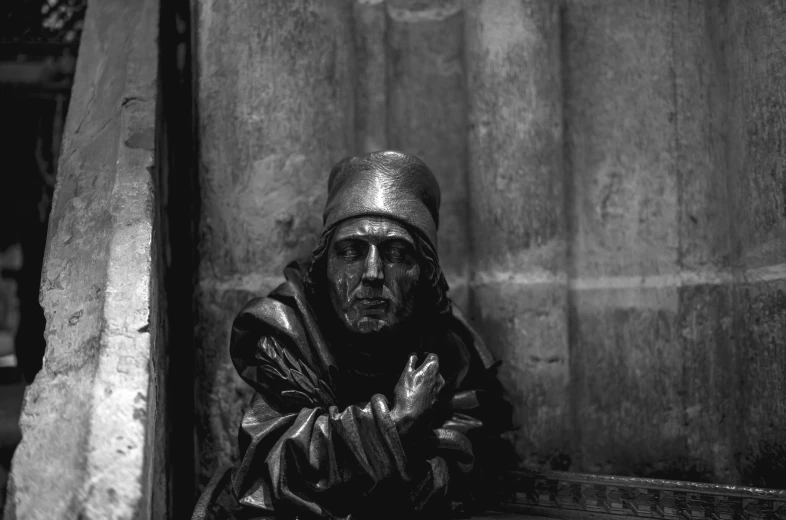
[500,471,786,520]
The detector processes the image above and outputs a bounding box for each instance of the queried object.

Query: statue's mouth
[356,298,387,310]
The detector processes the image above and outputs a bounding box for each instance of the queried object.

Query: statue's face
[327,216,421,334]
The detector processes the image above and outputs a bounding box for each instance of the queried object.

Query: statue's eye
[335,240,365,261]
[384,248,403,262]
[341,247,360,260]
[382,242,412,264]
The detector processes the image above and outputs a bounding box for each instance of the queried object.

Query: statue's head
[305,151,450,337]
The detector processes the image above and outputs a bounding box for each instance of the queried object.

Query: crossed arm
[230,337,478,519]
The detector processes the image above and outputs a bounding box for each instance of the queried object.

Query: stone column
[386,0,471,310]
[562,0,743,481]
[4,0,165,517]
[563,0,684,476]
[673,0,739,484]
[723,0,786,487]
[354,0,388,153]
[465,0,569,468]
[193,0,356,488]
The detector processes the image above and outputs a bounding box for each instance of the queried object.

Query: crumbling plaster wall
[194,0,786,491]
[4,0,169,518]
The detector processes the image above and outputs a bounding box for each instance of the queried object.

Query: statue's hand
[390,353,445,441]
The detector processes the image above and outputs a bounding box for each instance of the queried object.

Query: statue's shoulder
[231,260,314,343]
[230,281,338,408]
[232,290,307,343]
[231,262,337,385]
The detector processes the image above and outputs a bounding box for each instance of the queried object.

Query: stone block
[672,0,734,273]
[570,286,684,477]
[678,283,738,483]
[723,1,786,270]
[564,0,678,279]
[471,281,569,467]
[736,280,786,488]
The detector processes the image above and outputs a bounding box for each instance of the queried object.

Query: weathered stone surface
[724,1,786,272]
[473,282,569,469]
[465,0,568,467]
[679,283,738,483]
[195,0,355,281]
[193,286,259,486]
[564,0,741,482]
[674,1,734,274]
[563,0,786,484]
[570,287,683,477]
[193,0,356,488]
[725,0,786,489]
[353,0,387,153]
[564,0,721,479]
[4,0,164,518]
[564,0,678,280]
[737,281,786,488]
[573,283,738,482]
[564,0,682,478]
[672,4,740,484]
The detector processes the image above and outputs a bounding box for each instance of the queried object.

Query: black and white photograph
[0,1,785,519]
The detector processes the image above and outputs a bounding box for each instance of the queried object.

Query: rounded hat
[322,151,441,250]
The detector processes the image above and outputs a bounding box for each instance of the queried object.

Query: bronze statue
[193,151,513,520]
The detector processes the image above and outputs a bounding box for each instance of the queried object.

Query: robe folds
[193,263,513,520]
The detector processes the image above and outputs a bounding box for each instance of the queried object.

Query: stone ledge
[498,470,786,520]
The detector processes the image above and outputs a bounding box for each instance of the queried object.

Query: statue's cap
[322,151,441,250]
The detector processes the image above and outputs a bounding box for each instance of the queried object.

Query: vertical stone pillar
[465,0,569,468]
[673,0,739,484]
[354,0,388,153]
[563,0,744,481]
[387,0,470,310]
[563,0,683,476]
[5,0,165,517]
[193,0,355,487]
[723,0,786,487]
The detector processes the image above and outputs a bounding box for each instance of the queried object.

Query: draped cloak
[192,262,511,520]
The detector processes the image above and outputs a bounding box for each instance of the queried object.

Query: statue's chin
[351,316,389,334]
[337,309,410,337]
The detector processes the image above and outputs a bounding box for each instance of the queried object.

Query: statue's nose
[362,245,384,283]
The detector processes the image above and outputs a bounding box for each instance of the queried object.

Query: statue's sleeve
[229,334,451,519]
[431,370,516,509]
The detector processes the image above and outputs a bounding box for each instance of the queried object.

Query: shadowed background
[192,0,786,495]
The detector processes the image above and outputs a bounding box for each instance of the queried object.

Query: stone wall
[563,0,786,486]
[4,0,168,518]
[465,0,569,470]
[193,0,786,491]
[192,0,356,488]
